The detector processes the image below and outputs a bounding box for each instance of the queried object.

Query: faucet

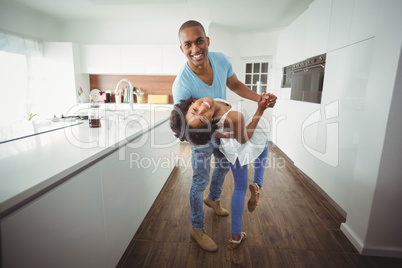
[115,79,134,111]
[133,87,144,104]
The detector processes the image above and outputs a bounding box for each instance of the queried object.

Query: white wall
[60,20,182,45]
[208,25,280,138]
[43,43,80,117]
[340,0,402,257]
[364,45,402,257]
[60,19,212,46]
[231,29,280,140]
[274,0,402,258]
[0,0,60,41]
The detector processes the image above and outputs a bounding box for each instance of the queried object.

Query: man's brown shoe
[204,198,229,216]
[190,229,218,252]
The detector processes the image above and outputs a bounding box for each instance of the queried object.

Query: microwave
[282,54,326,104]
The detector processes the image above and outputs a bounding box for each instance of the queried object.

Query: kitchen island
[0,103,180,268]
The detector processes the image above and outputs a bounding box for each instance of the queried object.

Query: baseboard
[362,246,402,258]
[271,141,347,218]
[340,223,364,253]
[297,167,347,218]
[341,223,402,259]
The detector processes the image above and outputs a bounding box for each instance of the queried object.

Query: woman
[170,95,275,249]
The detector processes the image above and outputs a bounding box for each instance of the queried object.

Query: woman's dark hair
[170,98,218,146]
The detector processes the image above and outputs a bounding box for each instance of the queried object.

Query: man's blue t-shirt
[172,52,234,104]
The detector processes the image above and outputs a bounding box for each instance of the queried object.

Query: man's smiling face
[179,26,210,69]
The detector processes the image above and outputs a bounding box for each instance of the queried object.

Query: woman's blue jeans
[190,138,230,230]
[230,141,269,236]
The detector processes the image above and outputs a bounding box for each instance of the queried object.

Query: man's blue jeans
[190,138,230,230]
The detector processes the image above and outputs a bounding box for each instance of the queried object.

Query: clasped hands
[259,93,277,109]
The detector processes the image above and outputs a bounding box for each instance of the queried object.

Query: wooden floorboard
[118,142,402,268]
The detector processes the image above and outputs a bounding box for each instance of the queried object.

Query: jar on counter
[88,94,101,128]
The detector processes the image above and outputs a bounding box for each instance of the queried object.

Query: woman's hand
[257,94,269,111]
[261,93,277,108]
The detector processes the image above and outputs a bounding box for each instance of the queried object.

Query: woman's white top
[214,98,267,166]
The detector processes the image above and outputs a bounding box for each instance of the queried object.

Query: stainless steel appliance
[282,54,326,104]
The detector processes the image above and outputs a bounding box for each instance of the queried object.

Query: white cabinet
[277,25,294,66]
[137,120,180,216]
[328,0,354,51]
[304,0,332,57]
[277,12,308,66]
[1,119,179,268]
[277,0,331,64]
[99,119,179,266]
[99,137,143,267]
[121,44,163,74]
[349,0,381,44]
[1,164,108,268]
[292,11,308,62]
[277,0,381,66]
[81,44,183,75]
[162,44,185,75]
[81,44,121,74]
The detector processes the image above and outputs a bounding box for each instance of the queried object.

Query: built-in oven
[282,54,326,104]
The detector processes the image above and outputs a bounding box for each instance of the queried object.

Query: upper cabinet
[328,0,380,51]
[349,0,381,44]
[304,0,332,57]
[327,0,354,51]
[277,0,382,65]
[81,45,121,74]
[276,12,308,66]
[121,45,162,74]
[162,45,185,75]
[80,44,183,75]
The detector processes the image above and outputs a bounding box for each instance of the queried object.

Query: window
[0,32,44,125]
[0,51,28,124]
[244,58,270,94]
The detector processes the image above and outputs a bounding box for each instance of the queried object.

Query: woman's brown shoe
[248,183,260,212]
[228,232,247,250]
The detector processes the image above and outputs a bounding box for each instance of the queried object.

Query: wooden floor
[118,142,402,268]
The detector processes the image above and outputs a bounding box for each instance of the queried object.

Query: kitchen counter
[0,103,175,218]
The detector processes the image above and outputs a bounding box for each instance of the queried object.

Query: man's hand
[261,93,277,108]
[257,94,269,111]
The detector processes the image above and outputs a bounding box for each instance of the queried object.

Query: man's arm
[226,73,277,108]
[226,73,260,102]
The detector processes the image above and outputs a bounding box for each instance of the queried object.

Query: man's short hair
[178,20,206,38]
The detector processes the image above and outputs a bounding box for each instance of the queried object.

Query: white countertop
[0,104,174,217]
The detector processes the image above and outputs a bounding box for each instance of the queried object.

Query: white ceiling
[10,0,314,32]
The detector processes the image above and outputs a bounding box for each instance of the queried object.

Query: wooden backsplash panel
[90,75,176,104]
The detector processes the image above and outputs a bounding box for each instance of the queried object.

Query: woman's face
[186,97,214,128]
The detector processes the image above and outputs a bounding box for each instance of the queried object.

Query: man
[172,20,276,252]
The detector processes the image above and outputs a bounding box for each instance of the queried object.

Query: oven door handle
[292,64,325,74]
[304,64,325,71]
[292,68,305,74]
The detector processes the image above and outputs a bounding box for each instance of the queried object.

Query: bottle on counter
[105,90,111,103]
[88,94,101,128]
